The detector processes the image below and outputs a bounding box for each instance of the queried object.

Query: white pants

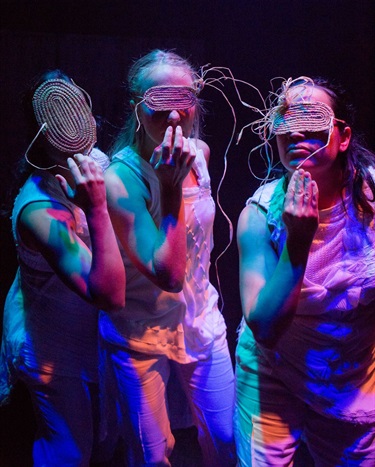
[234,356,375,467]
[19,368,100,467]
[100,333,236,466]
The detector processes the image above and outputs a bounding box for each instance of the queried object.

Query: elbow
[95,285,126,311]
[112,294,126,311]
[245,318,279,349]
[168,281,183,293]
[100,295,125,312]
[153,266,184,292]
[159,276,184,293]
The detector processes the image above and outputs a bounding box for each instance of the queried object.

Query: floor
[0,382,314,466]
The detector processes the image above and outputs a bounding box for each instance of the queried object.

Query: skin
[105,64,209,292]
[237,85,352,346]
[19,151,126,311]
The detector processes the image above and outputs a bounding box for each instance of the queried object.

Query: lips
[287,145,311,155]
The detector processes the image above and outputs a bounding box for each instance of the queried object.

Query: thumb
[55,174,74,200]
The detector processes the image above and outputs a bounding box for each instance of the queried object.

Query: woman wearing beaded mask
[0,69,125,466]
[234,76,375,466]
[100,49,236,466]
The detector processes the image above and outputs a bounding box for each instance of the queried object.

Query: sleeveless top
[237,173,375,423]
[0,170,99,404]
[99,143,226,363]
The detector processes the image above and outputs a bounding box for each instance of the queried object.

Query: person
[234,76,375,466]
[0,69,125,466]
[99,49,236,466]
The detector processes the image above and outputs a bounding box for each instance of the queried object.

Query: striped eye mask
[270,101,338,135]
[142,85,197,111]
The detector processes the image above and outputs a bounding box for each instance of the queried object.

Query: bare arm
[105,126,195,292]
[19,154,125,311]
[238,169,318,347]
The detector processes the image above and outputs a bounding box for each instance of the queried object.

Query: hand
[150,126,196,187]
[55,153,106,212]
[282,169,319,245]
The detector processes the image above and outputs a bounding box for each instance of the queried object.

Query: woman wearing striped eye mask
[235,76,375,466]
[99,49,236,466]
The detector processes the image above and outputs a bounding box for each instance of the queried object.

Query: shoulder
[247,179,284,209]
[195,139,210,165]
[18,199,76,250]
[238,203,268,241]
[104,159,151,213]
[15,173,75,227]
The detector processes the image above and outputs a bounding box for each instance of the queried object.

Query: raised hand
[282,169,319,245]
[55,153,106,212]
[150,126,196,187]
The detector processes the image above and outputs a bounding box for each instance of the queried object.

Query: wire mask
[25,78,97,170]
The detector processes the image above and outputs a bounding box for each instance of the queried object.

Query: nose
[288,130,306,140]
[167,109,181,124]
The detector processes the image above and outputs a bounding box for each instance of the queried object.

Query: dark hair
[1,69,72,217]
[313,77,375,214]
[110,49,203,156]
[289,77,375,214]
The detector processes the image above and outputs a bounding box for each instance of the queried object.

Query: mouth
[286,145,311,156]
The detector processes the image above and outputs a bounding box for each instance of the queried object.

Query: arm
[19,154,125,311]
[238,169,318,347]
[105,126,195,292]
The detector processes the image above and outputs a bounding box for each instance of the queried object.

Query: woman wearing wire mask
[100,49,236,466]
[234,77,375,466]
[0,69,125,466]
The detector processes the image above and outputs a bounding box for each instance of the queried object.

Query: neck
[134,137,155,163]
[317,180,344,209]
[314,166,344,210]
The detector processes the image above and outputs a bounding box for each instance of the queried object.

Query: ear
[130,99,136,110]
[339,126,351,152]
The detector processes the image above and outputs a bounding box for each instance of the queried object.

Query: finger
[77,155,103,180]
[55,174,73,199]
[292,169,306,206]
[67,157,84,184]
[285,170,300,201]
[150,145,162,168]
[75,154,95,173]
[177,138,195,169]
[302,172,314,206]
[310,180,319,209]
[172,126,183,157]
[73,153,85,164]
[161,126,174,161]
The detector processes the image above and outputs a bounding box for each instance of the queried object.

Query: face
[137,64,196,148]
[276,85,351,177]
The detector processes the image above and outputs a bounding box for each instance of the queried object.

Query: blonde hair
[111,49,202,156]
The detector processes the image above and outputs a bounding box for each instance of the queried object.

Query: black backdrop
[0,1,374,464]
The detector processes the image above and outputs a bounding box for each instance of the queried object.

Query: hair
[1,69,73,217]
[307,77,375,214]
[274,77,375,215]
[110,49,203,156]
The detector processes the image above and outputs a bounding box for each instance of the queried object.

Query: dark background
[1,1,374,465]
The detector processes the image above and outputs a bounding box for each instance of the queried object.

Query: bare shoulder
[19,200,75,250]
[195,139,210,165]
[237,203,269,248]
